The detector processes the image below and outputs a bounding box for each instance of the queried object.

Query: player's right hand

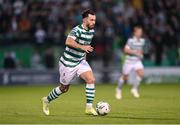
[81,45,94,53]
[135,50,143,58]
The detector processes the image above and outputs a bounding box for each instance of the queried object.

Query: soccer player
[42,9,98,116]
[115,26,145,99]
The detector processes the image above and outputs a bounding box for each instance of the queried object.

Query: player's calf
[131,69,144,98]
[116,75,128,99]
[46,84,69,103]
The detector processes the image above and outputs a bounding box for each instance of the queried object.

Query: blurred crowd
[0,0,180,69]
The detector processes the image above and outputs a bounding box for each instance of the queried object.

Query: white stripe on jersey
[60,57,78,66]
[67,35,76,40]
[66,47,85,57]
[64,52,84,61]
[81,34,93,39]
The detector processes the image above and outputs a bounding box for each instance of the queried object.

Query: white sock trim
[119,76,124,83]
[136,75,142,82]
[86,84,95,88]
[86,103,93,108]
[55,86,62,94]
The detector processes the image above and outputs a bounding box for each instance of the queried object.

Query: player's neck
[134,36,141,40]
[82,23,88,30]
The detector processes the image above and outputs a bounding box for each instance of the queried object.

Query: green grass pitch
[0,83,180,124]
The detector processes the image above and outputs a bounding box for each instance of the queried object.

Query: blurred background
[0,0,180,85]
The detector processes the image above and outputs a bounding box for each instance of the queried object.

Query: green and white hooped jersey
[125,37,145,63]
[60,24,95,67]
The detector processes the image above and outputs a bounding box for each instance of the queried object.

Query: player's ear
[83,17,87,22]
[82,18,85,23]
[83,18,86,22]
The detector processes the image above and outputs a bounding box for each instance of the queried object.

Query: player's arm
[84,53,87,60]
[124,45,143,58]
[65,37,93,53]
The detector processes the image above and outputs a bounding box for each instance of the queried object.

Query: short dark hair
[82,9,95,19]
[134,26,143,32]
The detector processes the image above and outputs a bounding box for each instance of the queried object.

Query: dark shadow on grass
[105,115,180,121]
[43,112,179,121]
[12,113,180,122]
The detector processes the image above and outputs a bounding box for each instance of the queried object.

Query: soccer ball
[96,101,110,116]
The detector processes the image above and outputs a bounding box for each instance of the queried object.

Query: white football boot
[131,88,140,98]
[85,107,98,116]
[42,97,50,115]
[115,88,122,100]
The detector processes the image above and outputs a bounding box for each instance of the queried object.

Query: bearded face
[85,14,96,29]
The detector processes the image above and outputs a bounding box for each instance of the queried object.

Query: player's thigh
[136,69,144,77]
[122,63,133,76]
[78,60,95,84]
[135,62,144,77]
[59,62,77,85]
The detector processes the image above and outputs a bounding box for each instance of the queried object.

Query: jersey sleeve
[141,38,145,45]
[67,27,80,41]
[125,39,131,48]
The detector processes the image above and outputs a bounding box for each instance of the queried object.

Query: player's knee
[137,71,144,78]
[86,77,95,84]
[59,85,69,93]
[139,73,144,78]
[136,75,142,82]
[123,75,128,81]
